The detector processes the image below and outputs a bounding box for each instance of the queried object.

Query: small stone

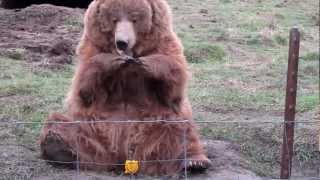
[2,153,8,158]
[200,9,208,14]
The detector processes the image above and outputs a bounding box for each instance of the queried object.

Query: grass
[297,95,319,113]
[202,124,283,176]
[0,57,73,131]
[171,0,319,112]
[0,0,319,178]
[274,34,288,46]
[3,48,27,60]
[300,52,320,61]
[184,43,226,63]
[170,0,319,177]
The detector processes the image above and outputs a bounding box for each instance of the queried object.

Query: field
[0,0,319,179]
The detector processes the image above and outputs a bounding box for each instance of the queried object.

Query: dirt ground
[0,2,319,180]
[0,5,83,68]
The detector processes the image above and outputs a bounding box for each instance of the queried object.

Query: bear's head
[82,0,174,57]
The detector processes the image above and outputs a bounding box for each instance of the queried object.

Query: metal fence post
[280,27,300,179]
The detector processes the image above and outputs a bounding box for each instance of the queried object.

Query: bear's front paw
[90,53,127,71]
[182,154,212,173]
[122,56,143,66]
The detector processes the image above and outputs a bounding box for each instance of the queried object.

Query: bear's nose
[116,40,128,51]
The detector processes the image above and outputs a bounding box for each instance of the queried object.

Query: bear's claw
[182,156,212,174]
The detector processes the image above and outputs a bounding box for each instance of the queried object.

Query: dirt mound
[0,4,84,68]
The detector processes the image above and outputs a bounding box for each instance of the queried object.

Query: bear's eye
[131,17,138,24]
[130,12,141,24]
[112,17,118,23]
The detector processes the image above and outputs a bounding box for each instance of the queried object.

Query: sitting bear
[40,0,211,176]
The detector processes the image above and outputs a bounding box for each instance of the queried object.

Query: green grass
[200,122,282,176]
[171,0,319,112]
[300,52,320,61]
[2,48,27,60]
[184,43,226,63]
[274,34,288,46]
[199,121,319,177]
[169,0,319,177]
[0,57,73,131]
[297,95,319,112]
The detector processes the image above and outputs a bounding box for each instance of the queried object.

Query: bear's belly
[79,120,187,174]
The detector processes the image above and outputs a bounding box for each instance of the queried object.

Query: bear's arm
[85,53,126,72]
[139,54,188,112]
[75,53,125,107]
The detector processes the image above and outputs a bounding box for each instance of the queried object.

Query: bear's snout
[116,40,128,51]
[115,20,136,55]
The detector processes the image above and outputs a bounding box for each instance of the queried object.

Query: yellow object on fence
[125,160,139,174]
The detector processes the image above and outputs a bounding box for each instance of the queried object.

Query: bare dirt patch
[0,5,84,68]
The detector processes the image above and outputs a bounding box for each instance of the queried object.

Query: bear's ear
[85,0,112,33]
[149,0,173,34]
[95,3,114,32]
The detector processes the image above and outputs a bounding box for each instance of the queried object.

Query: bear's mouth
[116,48,134,57]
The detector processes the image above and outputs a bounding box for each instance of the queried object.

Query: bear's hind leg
[40,113,78,168]
[41,130,77,168]
[183,125,212,173]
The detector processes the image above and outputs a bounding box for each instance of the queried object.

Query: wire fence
[0,118,319,180]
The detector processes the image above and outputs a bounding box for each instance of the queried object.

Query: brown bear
[40,0,211,176]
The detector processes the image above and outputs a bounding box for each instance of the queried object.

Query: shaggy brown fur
[40,0,211,176]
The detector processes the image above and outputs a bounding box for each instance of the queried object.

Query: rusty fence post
[280,28,300,179]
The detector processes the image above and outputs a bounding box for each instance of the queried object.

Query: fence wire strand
[0,119,319,126]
